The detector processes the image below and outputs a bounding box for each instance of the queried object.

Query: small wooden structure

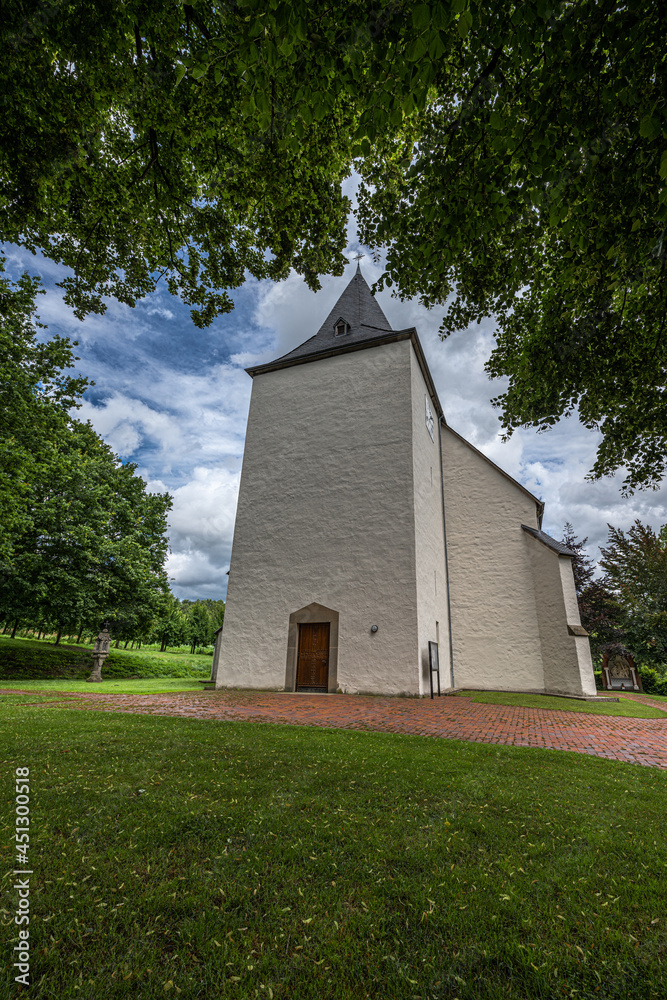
[601,652,643,692]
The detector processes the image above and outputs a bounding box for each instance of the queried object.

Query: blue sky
[5,191,667,601]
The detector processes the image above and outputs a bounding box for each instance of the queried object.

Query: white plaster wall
[558,554,597,696]
[216,340,422,695]
[409,350,451,695]
[440,429,546,691]
[526,541,596,696]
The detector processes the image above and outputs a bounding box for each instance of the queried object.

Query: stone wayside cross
[87,624,111,682]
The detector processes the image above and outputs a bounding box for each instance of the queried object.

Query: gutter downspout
[438,416,456,689]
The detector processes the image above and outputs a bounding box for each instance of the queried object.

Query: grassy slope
[0,636,210,681]
[0,678,209,695]
[2,704,666,1000]
[457,690,666,719]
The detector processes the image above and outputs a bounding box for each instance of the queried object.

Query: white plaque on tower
[425,396,434,441]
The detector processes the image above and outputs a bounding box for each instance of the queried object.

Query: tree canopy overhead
[357,0,667,493]
[2,1,665,490]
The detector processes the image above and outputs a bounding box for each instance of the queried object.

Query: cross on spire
[353,252,365,272]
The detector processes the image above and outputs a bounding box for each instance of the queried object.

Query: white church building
[213,266,596,698]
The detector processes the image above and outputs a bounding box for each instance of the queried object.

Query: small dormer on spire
[334,316,350,337]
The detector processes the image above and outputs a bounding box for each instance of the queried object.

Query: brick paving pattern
[4,687,667,769]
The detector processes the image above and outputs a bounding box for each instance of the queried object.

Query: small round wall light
[370,625,378,633]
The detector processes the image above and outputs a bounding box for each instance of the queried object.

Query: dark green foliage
[636,667,667,697]
[2,3,665,488]
[578,580,628,661]
[600,521,667,666]
[0,0,358,325]
[560,523,626,660]
[0,263,88,564]
[2,706,666,998]
[357,1,667,492]
[185,600,214,653]
[153,594,189,653]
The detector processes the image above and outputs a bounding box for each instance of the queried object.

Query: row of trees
[0,264,174,643]
[153,597,225,653]
[563,520,667,668]
[3,596,225,654]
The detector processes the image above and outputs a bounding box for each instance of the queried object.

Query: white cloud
[159,466,241,598]
[147,306,175,320]
[77,361,251,474]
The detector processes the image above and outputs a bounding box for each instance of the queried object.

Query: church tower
[214,264,597,699]
[215,264,451,695]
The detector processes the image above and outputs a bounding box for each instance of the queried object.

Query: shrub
[638,667,667,697]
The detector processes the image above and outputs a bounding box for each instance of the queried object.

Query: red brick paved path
[4,687,667,769]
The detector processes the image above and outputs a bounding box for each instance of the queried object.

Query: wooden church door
[296,623,330,692]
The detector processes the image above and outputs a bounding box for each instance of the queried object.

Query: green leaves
[412,4,432,29]
[2,1,667,491]
[599,520,667,665]
[640,116,661,140]
[406,33,430,62]
[357,0,667,492]
[457,9,473,38]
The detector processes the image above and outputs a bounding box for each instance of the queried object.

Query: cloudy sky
[5,181,667,601]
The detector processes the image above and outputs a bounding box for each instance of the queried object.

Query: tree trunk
[114,639,120,648]
[160,635,167,652]
[55,627,62,645]
[11,620,19,639]
[77,626,83,643]
[123,640,129,649]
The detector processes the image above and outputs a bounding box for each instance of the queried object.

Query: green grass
[0,635,211,681]
[456,690,666,719]
[0,678,210,695]
[2,704,666,999]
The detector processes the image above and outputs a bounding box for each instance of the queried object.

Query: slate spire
[316,265,392,337]
[263,264,393,369]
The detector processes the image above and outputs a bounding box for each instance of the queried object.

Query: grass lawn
[455,690,666,719]
[2,704,666,999]
[0,636,211,682]
[0,678,210,695]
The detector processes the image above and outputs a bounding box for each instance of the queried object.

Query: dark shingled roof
[258,266,394,368]
[521,525,575,556]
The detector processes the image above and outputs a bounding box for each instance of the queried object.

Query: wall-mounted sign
[425,396,434,441]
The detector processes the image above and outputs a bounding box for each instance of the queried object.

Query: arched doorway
[285,603,339,693]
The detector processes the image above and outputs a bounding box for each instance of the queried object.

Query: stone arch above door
[285,603,339,693]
